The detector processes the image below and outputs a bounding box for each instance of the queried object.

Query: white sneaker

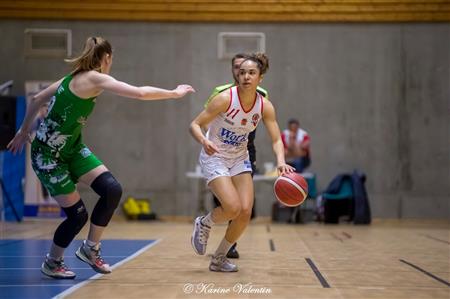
[191,216,211,255]
[209,254,238,272]
[41,255,76,279]
[76,241,112,274]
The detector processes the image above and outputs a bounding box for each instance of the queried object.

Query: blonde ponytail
[65,37,112,75]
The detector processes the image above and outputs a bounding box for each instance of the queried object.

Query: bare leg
[208,173,253,243]
[224,173,254,243]
[208,176,242,225]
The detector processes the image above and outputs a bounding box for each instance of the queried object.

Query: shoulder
[298,128,309,136]
[206,88,231,113]
[262,98,275,119]
[84,71,115,86]
[84,70,107,80]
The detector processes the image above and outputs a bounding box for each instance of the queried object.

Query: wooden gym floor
[1,218,449,299]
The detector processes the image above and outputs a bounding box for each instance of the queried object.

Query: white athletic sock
[47,253,62,262]
[201,212,215,227]
[214,237,234,257]
[85,239,99,250]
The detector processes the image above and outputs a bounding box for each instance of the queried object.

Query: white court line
[52,239,161,299]
[0,256,128,258]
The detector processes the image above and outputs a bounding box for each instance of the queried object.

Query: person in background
[282,118,311,173]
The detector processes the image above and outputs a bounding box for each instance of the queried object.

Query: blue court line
[0,239,159,299]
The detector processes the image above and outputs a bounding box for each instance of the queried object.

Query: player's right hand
[7,129,31,155]
[173,84,195,98]
[202,139,219,156]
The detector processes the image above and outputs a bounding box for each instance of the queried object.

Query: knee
[239,205,253,220]
[105,180,123,209]
[92,172,123,209]
[54,200,88,248]
[65,200,88,230]
[73,210,88,233]
[224,202,241,219]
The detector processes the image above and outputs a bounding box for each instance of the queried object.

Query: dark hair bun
[251,53,269,74]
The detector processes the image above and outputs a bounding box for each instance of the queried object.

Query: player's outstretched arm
[7,78,64,154]
[92,72,195,101]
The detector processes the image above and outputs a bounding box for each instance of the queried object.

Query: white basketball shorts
[199,151,252,185]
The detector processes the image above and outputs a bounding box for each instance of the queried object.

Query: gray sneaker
[191,216,211,255]
[76,241,112,274]
[41,255,76,279]
[209,254,238,272]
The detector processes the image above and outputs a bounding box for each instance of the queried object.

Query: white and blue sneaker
[209,254,238,272]
[191,216,211,255]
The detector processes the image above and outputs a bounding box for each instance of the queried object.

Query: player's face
[232,58,245,83]
[238,60,261,89]
[289,123,299,132]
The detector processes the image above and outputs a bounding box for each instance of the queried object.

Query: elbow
[189,121,201,137]
[189,121,196,135]
[136,88,146,100]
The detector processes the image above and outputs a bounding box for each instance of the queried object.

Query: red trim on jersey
[236,86,257,113]
[260,94,264,115]
[225,88,232,112]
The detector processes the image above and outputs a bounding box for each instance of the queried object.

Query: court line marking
[342,232,352,239]
[269,239,275,251]
[422,234,450,245]
[52,239,161,299]
[399,259,450,287]
[330,233,344,242]
[305,258,331,288]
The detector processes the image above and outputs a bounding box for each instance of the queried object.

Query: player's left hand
[277,164,295,176]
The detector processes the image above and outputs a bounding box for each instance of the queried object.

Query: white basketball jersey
[204,86,264,160]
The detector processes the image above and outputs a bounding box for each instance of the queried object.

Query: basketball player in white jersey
[189,53,294,272]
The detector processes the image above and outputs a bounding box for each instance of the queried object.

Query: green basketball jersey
[35,74,96,157]
[204,83,268,108]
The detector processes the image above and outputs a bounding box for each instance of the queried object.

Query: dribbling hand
[202,139,219,156]
[173,85,195,98]
[277,164,295,176]
[7,129,32,155]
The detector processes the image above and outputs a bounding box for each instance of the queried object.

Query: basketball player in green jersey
[204,53,268,259]
[8,36,194,279]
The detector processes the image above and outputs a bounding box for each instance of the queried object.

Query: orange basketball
[273,172,308,207]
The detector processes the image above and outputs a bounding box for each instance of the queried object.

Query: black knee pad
[90,172,123,227]
[53,199,88,248]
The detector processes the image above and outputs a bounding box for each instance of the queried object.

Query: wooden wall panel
[0,0,448,22]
